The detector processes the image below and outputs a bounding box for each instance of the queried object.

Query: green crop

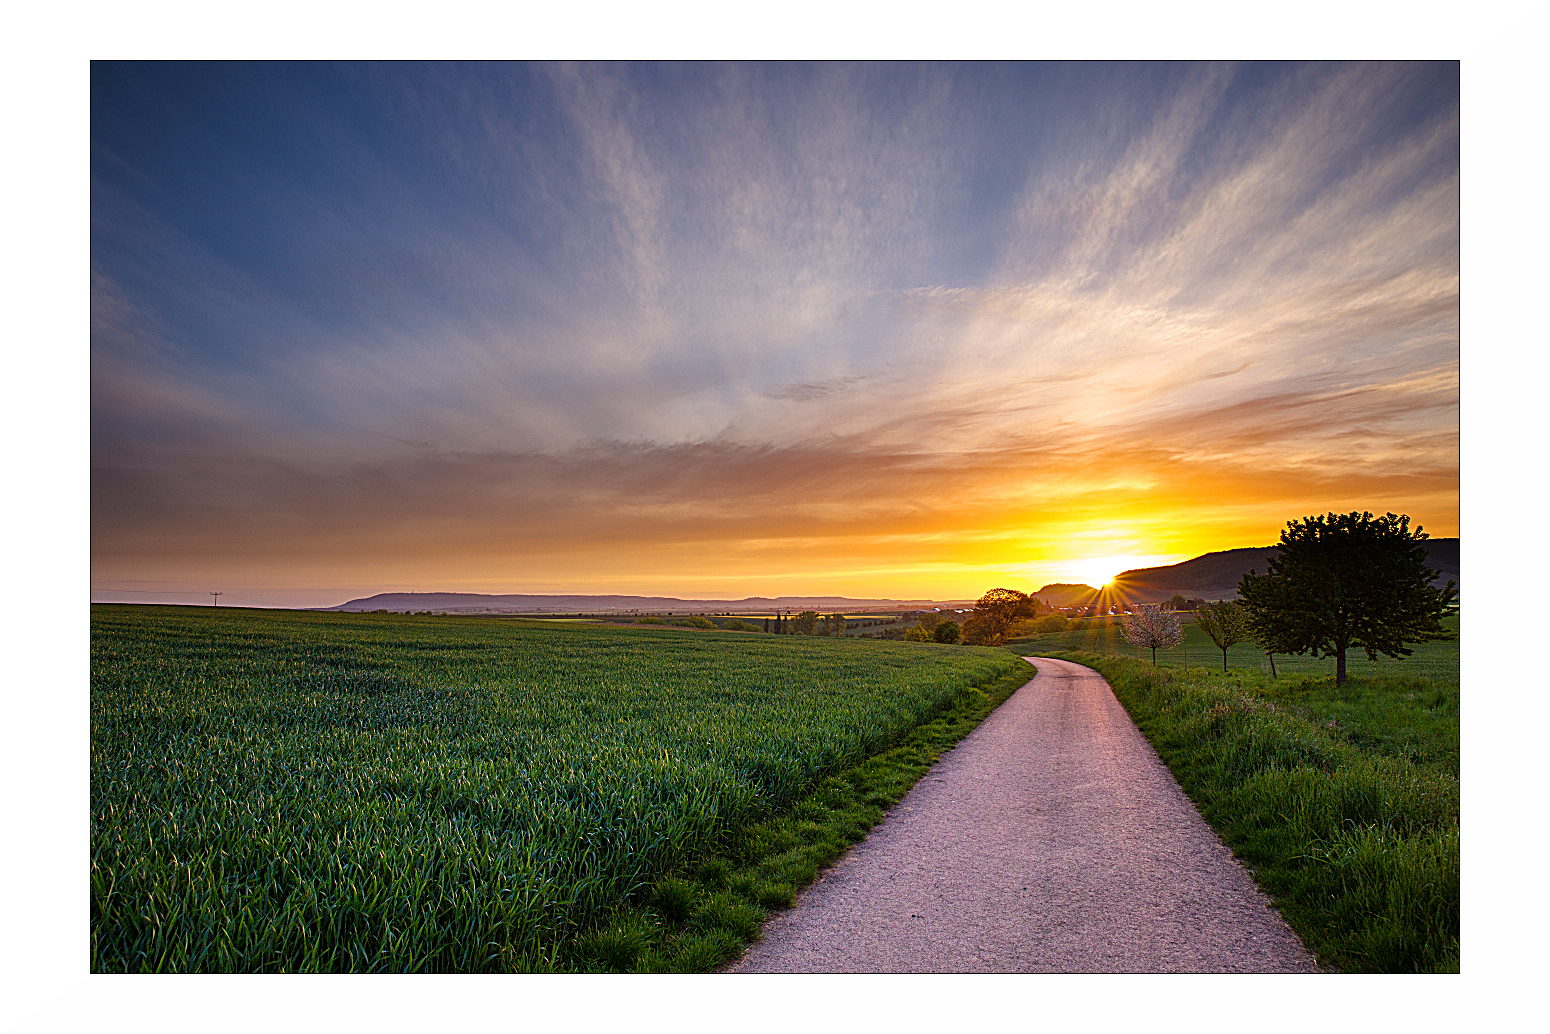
[91,605,1020,972]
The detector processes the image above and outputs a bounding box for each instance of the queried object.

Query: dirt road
[733,656,1318,972]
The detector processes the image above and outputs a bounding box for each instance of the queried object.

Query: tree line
[627,512,1456,685]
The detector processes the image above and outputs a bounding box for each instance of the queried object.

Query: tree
[904,625,931,642]
[1238,578,1296,678]
[1168,594,1188,611]
[1237,511,1458,685]
[932,620,961,644]
[1032,614,1068,634]
[961,588,1038,646]
[820,613,847,636]
[1194,600,1248,671]
[1122,604,1184,665]
[792,610,819,636]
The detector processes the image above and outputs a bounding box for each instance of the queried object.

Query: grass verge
[562,662,1035,972]
[1045,650,1458,973]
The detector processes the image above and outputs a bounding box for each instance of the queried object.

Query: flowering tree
[1123,603,1183,665]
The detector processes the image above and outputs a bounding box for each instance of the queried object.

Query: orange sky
[90,63,1458,609]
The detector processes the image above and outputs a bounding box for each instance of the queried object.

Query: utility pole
[210,592,223,606]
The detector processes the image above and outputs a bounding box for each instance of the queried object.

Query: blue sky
[90,61,1459,606]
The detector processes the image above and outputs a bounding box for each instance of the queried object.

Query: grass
[1011,613,1459,683]
[1040,650,1458,972]
[91,604,1026,972]
[567,663,1032,972]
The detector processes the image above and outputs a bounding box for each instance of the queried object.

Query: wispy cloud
[90,62,1458,603]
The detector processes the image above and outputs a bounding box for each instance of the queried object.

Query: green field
[1030,614,1459,972]
[1012,613,1460,682]
[91,605,1023,972]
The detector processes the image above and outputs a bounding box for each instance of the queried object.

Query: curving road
[733,656,1319,973]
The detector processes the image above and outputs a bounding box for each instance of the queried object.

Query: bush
[1006,614,1068,639]
[671,616,717,629]
[904,625,931,642]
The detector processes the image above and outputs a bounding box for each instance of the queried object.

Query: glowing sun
[1071,555,1178,589]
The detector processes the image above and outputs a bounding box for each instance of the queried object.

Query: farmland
[91,605,1024,972]
[1012,613,1460,682]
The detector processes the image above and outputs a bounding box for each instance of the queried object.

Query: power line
[90,589,300,607]
[90,589,205,595]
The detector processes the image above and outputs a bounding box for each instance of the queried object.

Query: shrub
[1034,614,1068,634]
[671,615,717,629]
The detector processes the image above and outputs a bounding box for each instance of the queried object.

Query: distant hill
[323,592,974,614]
[324,538,1458,613]
[1110,538,1459,604]
[1032,583,1101,606]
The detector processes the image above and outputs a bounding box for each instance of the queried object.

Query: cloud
[761,376,867,402]
[89,63,1459,600]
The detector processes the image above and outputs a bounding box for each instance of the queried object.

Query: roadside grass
[1011,613,1459,682]
[563,664,1034,972]
[1256,674,1458,778]
[1042,650,1458,972]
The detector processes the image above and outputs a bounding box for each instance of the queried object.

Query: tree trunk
[1336,648,1347,685]
[1151,646,1157,666]
[1222,648,1228,671]
[1267,653,1277,678]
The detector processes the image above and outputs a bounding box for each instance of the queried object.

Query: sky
[90,61,1459,608]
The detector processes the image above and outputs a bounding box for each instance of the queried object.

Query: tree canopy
[1237,511,1457,684]
[1122,603,1183,665]
[961,588,1038,645]
[1194,599,1248,671]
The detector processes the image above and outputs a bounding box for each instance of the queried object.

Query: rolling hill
[323,592,973,614]
[1108,538,1459,604]
[1032,583,1102,607]
[324,539,1458,614]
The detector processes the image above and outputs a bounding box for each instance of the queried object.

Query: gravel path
[733,656,1319,973]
